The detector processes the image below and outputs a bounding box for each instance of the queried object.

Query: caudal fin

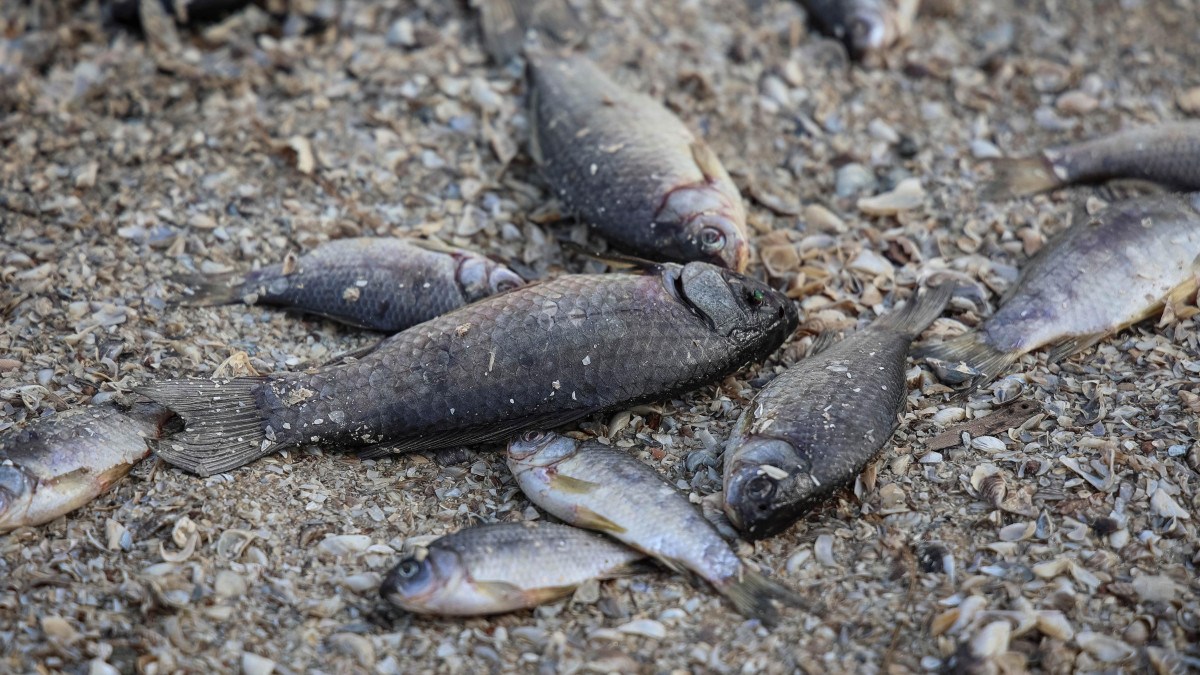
[717,567,813,627]
[982,156,1062,200]
[913,333,1017,387]
[478,0,583,64]
[139,378,275,477]
[874,284,954,339]
[170,272,247,307]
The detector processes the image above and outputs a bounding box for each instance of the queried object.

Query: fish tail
[914,333,1018,385]
[138,378,275,477]
[478,0,583,64]
[983,156,1062,199]
[874,283,954,339]
[717,567,810,627]
[169,272,247,307]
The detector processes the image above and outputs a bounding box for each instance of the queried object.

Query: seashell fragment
[1075,631,1135,663]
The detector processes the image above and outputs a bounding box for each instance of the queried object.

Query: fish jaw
[506,430,578,466]
[0,461,136,532]
[455,254,525,302]
[0,465,36,532]
[723,437,816,540]
[656,183,750,272]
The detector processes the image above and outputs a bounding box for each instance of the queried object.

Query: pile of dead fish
[4,0,1200,627]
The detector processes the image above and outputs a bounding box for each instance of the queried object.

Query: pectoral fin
[571,505,627,534]
[690,140,727,183]
[549,473,602,494]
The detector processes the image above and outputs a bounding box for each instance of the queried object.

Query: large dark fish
[479,2,751,271]
[723,285,952,540]
[798,0,919,61]
[381,521,645,616]
[175,238,524,333]
[0,401,178,532]
[985,122,1200,199]
[917,193,1200,383]
[142,262,798,476]
[509,431,807,626]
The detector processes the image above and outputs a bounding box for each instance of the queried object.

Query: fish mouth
[0,464,35,532]
[506,430,553,461]
[506,431,577,467]
[723,438,811,540]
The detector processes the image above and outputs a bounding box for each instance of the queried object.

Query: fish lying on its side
[380,521,646,616]
[174,238,524,333]
[480,2,752,271]
[985,122,1200,199]
[142,261,797,476]
[723,285,952,540]
[917,193,1200,383]
[798,0,920,61]
[0,401,178,532]
[508,431,808,626]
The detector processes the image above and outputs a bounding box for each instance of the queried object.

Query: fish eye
[747,288,765,306]
[521,430,545,443]
[747,475,776,502]
[397,559,422,578]
[699,226,726,253]
[490,269,523,294]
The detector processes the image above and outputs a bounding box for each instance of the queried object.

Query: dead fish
[380,521,645,616]
[798,0,920,61]
[142,261,797,476]
[0,401,178,532]
[723,285,952,540]
[917,193,1200,383]
[174,238,524,333]
[985,122,1200,199]
[479,3,751,271]
[508,431,807,626]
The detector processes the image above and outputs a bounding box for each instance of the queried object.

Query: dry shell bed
[2,0,1199,673]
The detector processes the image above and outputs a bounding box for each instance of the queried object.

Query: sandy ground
[2,0,1199,673]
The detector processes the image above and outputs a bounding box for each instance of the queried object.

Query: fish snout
[723,439,810,540]
[0,465,35,531]
[506,431,577,466]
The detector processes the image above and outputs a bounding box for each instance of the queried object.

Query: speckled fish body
[917,194,1200,383]
[508,431,806,625]
[723,285,952,540]
[380,521,644,616]
[798,0,917,60]
[526,52,751,271]
[0,402,176,532]
[142,262,798,476]
[986,122,1200,198]
[177,238,524,332]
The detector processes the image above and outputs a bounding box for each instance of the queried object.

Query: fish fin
[558,239,663,272]
[472,579,542,606]
[914,333,1018,386]
[569,505,628,534]
[983,156,1062,200]
[1044,333,1106,365]
[355,409,594,459]
[806,331,838,357]
[873,284,954,339]
[318,339,387,367]
[139,378,274,477]
[478,0,583,64]
[690,140,727,183]
[169,272,246,307]
[549,473,602,495]
[715,567,810,627]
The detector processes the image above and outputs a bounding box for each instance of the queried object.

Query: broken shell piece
[814,534,836,567]
[1149,488,1190,519]
[217,529,259,560]
[760,243,801,278]
[932,406,966,425]
[998,521,1035,542]
[971,436,1007,453]
[1035,611,1074,641]
[857,178,925,216]
[1075,631,1135,663]
[979,473,1008,508]
[970,621,1011,659]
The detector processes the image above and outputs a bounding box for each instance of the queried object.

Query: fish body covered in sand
[381,521,644,616]
[480,1,752,271]
[508,431,808,626]
[986,122,1200,199]
[142,262,798,476]
[723,285,952,540]
[175,238,523,333]
[0,401,177,532]
[917,193,1200,383]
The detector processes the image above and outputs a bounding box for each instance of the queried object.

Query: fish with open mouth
[724,285,952,540]
[0,401,178,532]
[142,261,797,476]
[380,520,645,616]
[174,238,524,333]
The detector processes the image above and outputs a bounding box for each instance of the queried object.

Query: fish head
[657,185,750,272]
[722,437,816,540]
[690,212,751,272]
[381,546,468,614]
[675,263,798,344]
[507,430,579,467]
[847,5,893,57]
[456,255,525,302]
[0,463,36,533]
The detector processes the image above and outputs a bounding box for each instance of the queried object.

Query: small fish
[723,285,952,540]
[798,0,920,61]
[479,3,751,271]
[508,431,807,625]
[0,401,178,532]
[380,521,644,616]
[175,238,524,333]
[917,193,1200,383]
[985,122,1200,199]
[142,261,797,476]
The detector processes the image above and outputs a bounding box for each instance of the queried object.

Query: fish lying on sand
[798,0,920,62]
[508,431,807,625]
[723,285,952,540]
[480,1,752,271]
[174,238,524,333]
[380,521,645,616]
[917,193,1200,383]
[985,122,1200,199]
[0,401,178,532]
[142,261,798,476]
